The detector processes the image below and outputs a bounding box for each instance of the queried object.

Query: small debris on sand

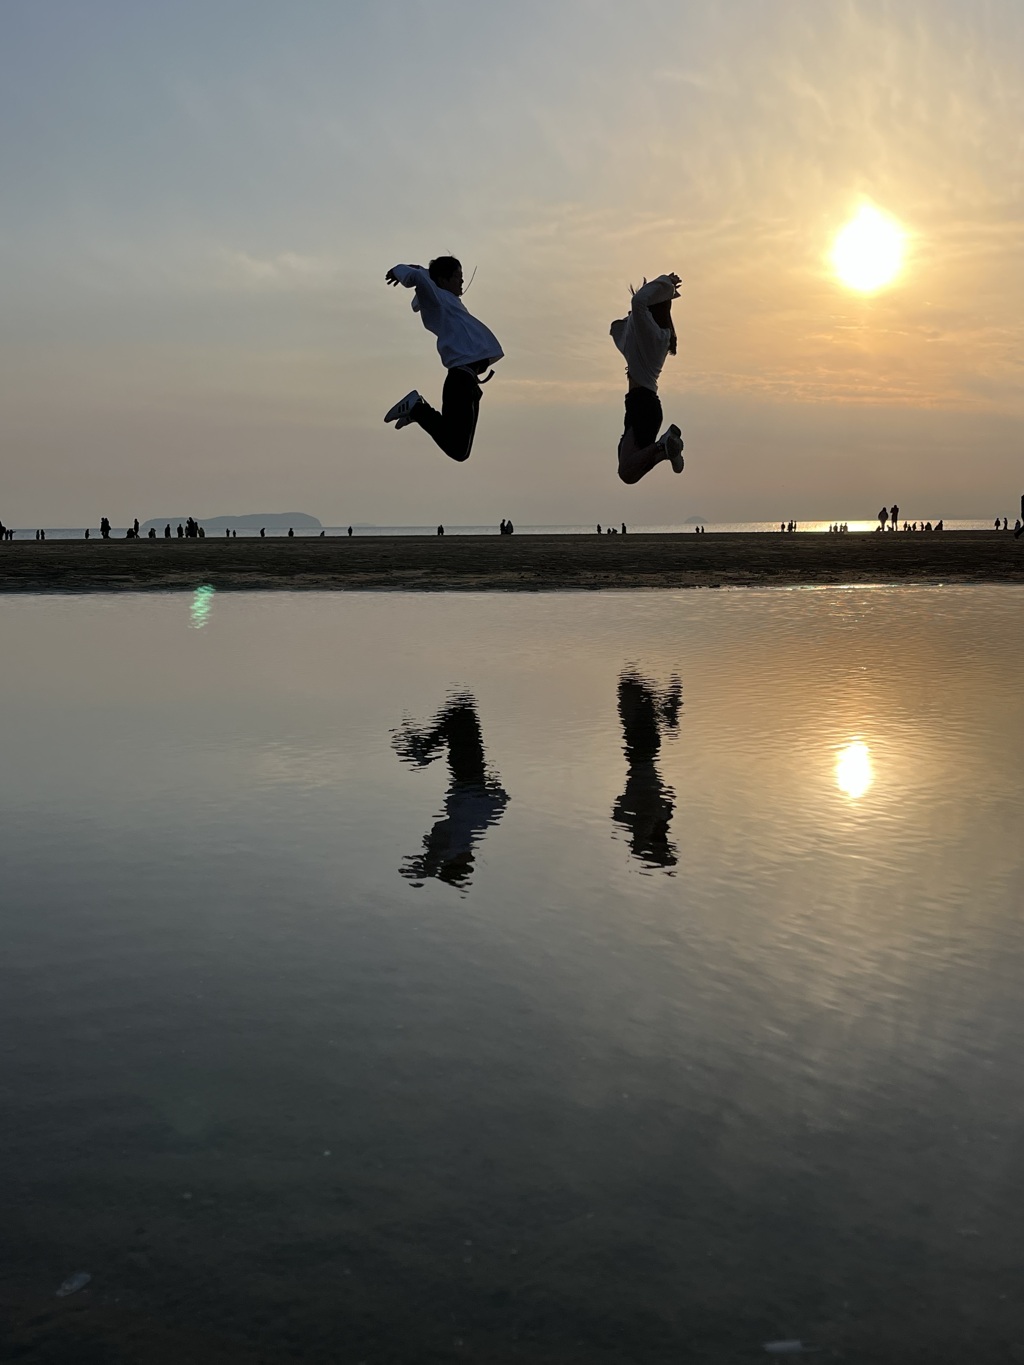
[56,1271,91,1298]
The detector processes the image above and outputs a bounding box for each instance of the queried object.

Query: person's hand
[667,272,682,294]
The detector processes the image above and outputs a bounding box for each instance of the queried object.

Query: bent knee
[618,465,642,486]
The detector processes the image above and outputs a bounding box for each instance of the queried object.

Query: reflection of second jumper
[392,694,509,892]
[612,671,682,871]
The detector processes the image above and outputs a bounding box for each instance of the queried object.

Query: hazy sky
[3,0,1023,526]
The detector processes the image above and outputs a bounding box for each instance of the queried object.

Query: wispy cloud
[217,249,342,290]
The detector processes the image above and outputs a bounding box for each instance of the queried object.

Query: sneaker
[659,423,684,473]
[385,390,422,425]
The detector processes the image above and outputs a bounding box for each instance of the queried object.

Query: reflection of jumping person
[612,671,682,870]
[610,273,684,484]
[384,257,503,463]
[392,694,509,891]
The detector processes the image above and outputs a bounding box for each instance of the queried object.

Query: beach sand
[1,531,1022,592]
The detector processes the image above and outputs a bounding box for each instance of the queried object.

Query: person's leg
[617,388,681,484]
[411,368,482,463]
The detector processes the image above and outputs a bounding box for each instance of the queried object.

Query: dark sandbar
[1,532,1021,593]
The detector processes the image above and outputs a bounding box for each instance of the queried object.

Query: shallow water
[2,588,1023,1363]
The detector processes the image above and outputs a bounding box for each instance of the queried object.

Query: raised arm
[631,273,681,314]
[386,264,432,291]
[386,264,442,317]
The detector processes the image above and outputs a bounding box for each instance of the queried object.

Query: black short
[623,386,662,448]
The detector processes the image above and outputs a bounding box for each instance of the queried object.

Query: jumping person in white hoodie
[384,256,503,463]
[610,273,684,484]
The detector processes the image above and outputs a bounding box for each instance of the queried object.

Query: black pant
[622,385,662,449]
[413,367,483,463]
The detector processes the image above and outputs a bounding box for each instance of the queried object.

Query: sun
[831,206,905,292]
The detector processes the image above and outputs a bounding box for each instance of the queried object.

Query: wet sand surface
[2,531,1022,592]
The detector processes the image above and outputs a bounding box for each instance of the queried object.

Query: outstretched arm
[393,698,488,782]
[386,264,441,317]
[386,264,425,287]
[386,264,439,301]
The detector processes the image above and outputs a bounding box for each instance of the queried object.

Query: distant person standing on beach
[611,273,684,485]
[878,506,889,531]
[890,503,899,530]
[383,256,503,463]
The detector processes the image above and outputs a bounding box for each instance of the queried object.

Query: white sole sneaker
[660,424,684,473]
[385,390,422,424]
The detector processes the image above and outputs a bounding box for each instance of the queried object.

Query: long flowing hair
[631,280,677,355]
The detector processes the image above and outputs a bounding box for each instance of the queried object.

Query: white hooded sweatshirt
[609,275,678,393]
[389,265,504,372]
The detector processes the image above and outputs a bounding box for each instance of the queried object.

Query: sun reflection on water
[835,740,873,799]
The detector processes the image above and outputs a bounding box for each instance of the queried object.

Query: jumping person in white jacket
[384,256,503,463]
[610,273,684,484]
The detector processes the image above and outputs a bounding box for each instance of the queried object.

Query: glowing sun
[831,206,905,292]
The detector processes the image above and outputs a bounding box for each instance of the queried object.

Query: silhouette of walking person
[612,670,682,870]
[392,693,509,891]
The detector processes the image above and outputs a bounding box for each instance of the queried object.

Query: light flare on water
[189,584,215,629]
[835,739,873,799]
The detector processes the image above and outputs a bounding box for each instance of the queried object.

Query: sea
[2,585,1023,1362]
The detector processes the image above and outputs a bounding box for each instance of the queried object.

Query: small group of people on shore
[828,523,850,533]
[878,505,949,532]
[499,519,515,535]
[596,524,628,535]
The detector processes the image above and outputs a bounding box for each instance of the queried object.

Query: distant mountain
[140,512,322,533]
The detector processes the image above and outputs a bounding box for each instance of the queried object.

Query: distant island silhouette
[140,512,322,534]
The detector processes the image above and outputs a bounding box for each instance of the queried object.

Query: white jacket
[389,265,504,371]
[609,275,678,393]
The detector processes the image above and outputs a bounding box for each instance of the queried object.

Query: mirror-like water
[2,588,1023,1363]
